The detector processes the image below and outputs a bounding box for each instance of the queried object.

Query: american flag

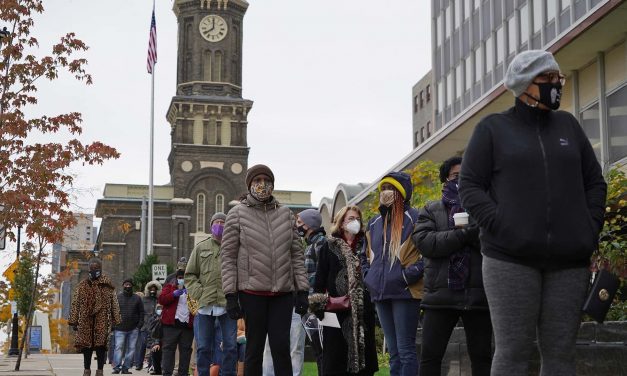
[147,7,157,74]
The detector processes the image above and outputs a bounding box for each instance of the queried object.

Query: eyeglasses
[534,72,566,86]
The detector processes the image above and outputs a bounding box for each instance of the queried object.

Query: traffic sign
[152,264,167,284]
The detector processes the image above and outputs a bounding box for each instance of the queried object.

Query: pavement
[0,354,120,376]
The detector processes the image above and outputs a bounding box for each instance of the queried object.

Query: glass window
[447,72,453,106]
[446,6,452,38]
[520,4,529,44]
[420,127,425,143]
[465,55,473,91]
[608,84,627,163]
[464,0,471,19]
[456,64,463,98]
[580,103,601,161]
[437,14,443,45]
[485,36,494,73]
[547,0,556,21]
[508,17,517,55]
[474,0,480,10]
[414,95,419,113]
[438,81,444,111]
[426,85,432,101]
[605,42,627,93]
[216,194,224,213]
[203,51,212,81]
[475,46,483,82]
[196,193,206,232]
[420,90,425,108]
[455,0,462,28]
[533,0,542,33]
[560,0,570,11]
[496,27,504,64]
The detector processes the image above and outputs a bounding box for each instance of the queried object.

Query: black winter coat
[412,201,488,310]
[460,99,607,269]
[114,293,144,332]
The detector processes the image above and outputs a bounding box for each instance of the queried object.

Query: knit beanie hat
[210,212,226,225]
[245,164,274,188]
[298,209,322,230]
[504,50,560,97]
[177,256,187,271]
[123,278,133,286]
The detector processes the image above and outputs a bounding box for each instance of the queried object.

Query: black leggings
[83,347,107,370]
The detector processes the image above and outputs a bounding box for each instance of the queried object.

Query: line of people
[70,50,606,376]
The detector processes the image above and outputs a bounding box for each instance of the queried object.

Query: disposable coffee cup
[453,212,469,227]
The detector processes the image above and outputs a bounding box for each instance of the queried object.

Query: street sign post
[0,225,5,250]
[151,264,167,284]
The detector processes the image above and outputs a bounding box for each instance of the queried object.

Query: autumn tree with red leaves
[0,0,119,367]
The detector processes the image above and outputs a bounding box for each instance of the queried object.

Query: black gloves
[294,291,309,315]
[225,293,243,320]
[313,309,325,321]
[457,224,479,244]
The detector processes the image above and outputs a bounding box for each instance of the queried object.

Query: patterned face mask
[250,181,273,202]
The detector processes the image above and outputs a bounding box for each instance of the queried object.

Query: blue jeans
[376,299,421,376]
[194,313,237,376]
[113,328,139,372]
[133,329,148,368]
[262,309,306,376]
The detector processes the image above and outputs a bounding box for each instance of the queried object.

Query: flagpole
[147,0,156,259]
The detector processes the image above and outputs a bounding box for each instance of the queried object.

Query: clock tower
[167,0,252,247]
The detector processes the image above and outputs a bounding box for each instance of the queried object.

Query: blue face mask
[177,279,184,286]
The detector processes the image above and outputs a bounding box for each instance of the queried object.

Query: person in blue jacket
[361,171,424,376]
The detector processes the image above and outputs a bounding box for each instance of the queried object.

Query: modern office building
[320,0,626,219]
[412,71,435,148]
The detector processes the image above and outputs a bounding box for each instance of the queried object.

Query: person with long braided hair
[361,172,424,376]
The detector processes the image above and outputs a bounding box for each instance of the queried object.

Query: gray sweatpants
[482,256,589,376]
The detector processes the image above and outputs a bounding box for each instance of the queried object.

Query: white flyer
[319,312,341,328]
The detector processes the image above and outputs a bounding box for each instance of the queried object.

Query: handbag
[582,269,620,323]
[187,297,199,316]
[325,295,351,312]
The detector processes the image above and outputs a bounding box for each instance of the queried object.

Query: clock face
[199,15,228,42]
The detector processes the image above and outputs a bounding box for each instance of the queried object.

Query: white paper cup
[453,212,469,226]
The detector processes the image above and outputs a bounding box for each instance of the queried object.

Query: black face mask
[89,270,101,280]
[296,225,307,237]
[526,81,562,110]
[149,290,157,297]
[123,286,133,295]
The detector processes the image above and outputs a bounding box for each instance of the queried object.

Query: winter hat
[298,209,322,230]
[378,171,413,202]
[123,278,133,286]
[176,256,187,271]
[504,50,560,97]
[245,164,274,188]
[210,212,226,225]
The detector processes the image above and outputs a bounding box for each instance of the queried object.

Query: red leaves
[0,0,118,244]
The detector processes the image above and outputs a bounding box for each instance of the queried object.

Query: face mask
[123,286,133,294]
[379,190,395,207]
[344,219,361,235]
[526,82,562,110]
[442,178,459,198]
[149,290,157,297]
[211,223,224,239]
[155,309,162,316]
[250,181,273,202]
[296,225,307,237]
[89,270,101,280]
[177,279,184,287]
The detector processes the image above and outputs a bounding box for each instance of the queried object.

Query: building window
[420,91,425,108]
[581,103,601,161]
[438,81,444,112]
[608,84,627,163]
[547,0,556,22]
[485,36,494,74]
[215,194,225,214]
[465,55,472,92]
[455,0,462,29]
[414,95,419,113]
[456,65,462,99]
[520,3,529,45]
[203,51,212,81]
[560,0,570,12]
[196,193,206,232]
[474,46,483,83]
[464,0,471,19]
[437,14,443,46]
[446,72,453,107]
[420,127,425,143]
[426,85,432,101]
[508,16,517,55]
[474,0,480,11]
[427,121,432,137]
[415,131,420,146]
[445,6,452,39]
[496,26,504,64]
[214,51,223,82]
[532,0,542,34]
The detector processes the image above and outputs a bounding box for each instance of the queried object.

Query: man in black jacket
[459,50,607,375]
[413,156,491,376]
[113,278,145,374]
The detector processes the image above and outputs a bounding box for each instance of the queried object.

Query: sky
[30,0,432,225]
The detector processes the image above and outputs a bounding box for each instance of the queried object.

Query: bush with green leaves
[131,254,174,292]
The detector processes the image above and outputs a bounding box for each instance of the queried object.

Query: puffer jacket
[141,280,162,331]
[221,194,309,295]
[412,200,488,310]
[185,236,226,308]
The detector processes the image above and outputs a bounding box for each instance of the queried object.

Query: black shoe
[135,366,142,371]
[111,371,120,375]
[121,371,132,375]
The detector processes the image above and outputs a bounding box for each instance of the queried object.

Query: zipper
[263,204,277,292]
[536,123,552,256]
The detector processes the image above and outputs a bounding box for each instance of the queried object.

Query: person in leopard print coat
[69,258,121,376]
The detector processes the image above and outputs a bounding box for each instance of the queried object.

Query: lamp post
[8,224,21,356]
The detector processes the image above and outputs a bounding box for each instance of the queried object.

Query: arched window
[215,194,224,214]
[214,51,222,82]
[196,193,206,232]
[203,50,212,81]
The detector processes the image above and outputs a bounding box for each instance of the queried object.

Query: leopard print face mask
[250,181,273,202]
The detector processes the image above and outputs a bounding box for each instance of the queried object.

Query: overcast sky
[32,0,432,222]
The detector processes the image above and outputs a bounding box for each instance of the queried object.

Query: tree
[132,254,174,292]
[0,0,119,245]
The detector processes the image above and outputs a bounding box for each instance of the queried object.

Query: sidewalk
[0,354,116,376]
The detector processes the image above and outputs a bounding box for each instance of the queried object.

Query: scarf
[442,179,471,290]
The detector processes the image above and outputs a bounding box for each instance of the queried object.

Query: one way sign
[152,264,168,284]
